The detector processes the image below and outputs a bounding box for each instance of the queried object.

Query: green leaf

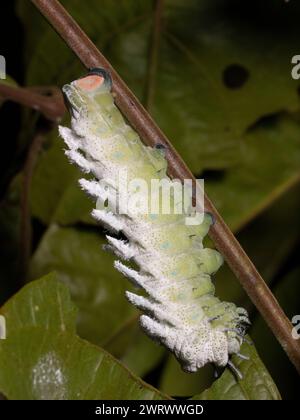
[2,272,77,333]
[206,114,300,231]
[213,181,300,307]
[0,273,167,400]
[159,354,213,397]
[28,226,166,377]
[193,339,281,400]
[29,225,137,346]
[119,326,166,378]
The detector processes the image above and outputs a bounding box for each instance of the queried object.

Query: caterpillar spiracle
[59,68,250,377]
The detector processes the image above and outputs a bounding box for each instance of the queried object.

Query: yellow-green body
[59,68,249,373]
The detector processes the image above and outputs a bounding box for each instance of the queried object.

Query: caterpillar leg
[235,352,250,361]
[242,336,253,345]
[224,327,249,342]
[207,316,220,322]
[236,307,251,325]
[212,364,219,378]
[227,360,243,380]
[238,316,251,325]
[237,307,249,317]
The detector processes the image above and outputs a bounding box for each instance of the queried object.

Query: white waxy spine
[59,69,250,374]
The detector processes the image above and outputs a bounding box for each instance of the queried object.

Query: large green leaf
[206,114,300,231]
[101,314,167,378]
[29,225,138,347]
[28,225,167,378]
[193,339,281,400]
[0,273,167,400]
[119,325,166,378]
[213,181,300,307]
[159,354,213,397]
[0,273,281,400]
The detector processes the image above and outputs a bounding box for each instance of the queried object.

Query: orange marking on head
[75,75,104,92]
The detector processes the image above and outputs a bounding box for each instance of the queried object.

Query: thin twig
[31,0,300,374]
[0,83,65,121]
[144,0,164,111]
[19,130,45,280]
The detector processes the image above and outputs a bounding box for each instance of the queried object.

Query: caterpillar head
[62,68,112,122]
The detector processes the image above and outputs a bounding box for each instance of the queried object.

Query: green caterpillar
[59,68,250,377]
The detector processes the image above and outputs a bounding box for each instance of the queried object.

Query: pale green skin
[60,70,249,372]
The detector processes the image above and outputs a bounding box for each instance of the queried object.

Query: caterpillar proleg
[59,68,250,376]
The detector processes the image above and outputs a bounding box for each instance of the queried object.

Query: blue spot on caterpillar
[59,68,250,378]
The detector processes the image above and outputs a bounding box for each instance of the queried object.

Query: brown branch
[31,0,300,374]
[144,0,164,111]
[19,130,45,280]
[0,83,65,121]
